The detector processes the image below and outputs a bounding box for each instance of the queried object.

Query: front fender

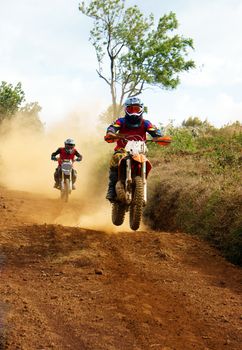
[118,155,152,178]
[145,159,152,177]
[132,156,152,178]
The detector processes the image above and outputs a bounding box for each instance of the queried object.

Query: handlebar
[52,158,81,162]
[105,133,146,143]
[147,137,172,145]
[105,133,172,145]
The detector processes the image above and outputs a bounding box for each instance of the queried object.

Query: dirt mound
[0,187,242,349]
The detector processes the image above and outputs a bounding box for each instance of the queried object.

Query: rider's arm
[145,120,172,145]
[107,119,121,134]
[105,119,122,142]
[51,148,61,160]
[74,150,83,161]
[144,120,162,138]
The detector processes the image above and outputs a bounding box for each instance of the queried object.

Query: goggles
[65,144,75,149]
[126,105,143,114]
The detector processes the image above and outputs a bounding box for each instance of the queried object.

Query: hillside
[144,122,242,265]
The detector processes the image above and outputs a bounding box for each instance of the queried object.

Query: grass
[144,122,242,265]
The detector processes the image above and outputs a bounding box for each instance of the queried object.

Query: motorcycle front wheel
[112,202,126,226]
[129,176,144,231]
[61,178,70,203]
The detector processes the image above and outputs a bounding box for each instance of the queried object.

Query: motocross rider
[104,96,162,202]
[51,138,82,190]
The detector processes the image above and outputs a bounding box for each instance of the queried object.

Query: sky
[0,0,242,128]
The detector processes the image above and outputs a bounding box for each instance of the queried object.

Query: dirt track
[0,187,241,350]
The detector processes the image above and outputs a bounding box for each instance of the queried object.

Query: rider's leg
[72,169,77,190]
[106,167,118,201]
[106,150,126,201]
[54,168,60,188]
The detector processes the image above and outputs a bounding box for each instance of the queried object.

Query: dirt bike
[52,158,77,203]
[58,159,74,202]
[109,134,171,231]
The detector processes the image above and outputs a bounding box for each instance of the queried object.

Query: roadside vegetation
[0,81,43,133]
[144,118,242,265]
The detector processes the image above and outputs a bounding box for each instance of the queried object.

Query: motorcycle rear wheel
[112,202,126,226]
[129,176,144,231]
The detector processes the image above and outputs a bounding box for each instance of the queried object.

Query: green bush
[145,121,242,265]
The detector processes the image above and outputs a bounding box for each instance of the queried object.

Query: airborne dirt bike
[110,134,171,231]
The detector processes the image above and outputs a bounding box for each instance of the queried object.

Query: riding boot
[106,168,118,202]
[54,168,60,189]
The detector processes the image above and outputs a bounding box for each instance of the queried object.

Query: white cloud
[179,0,242,87]
[213,93,242,124]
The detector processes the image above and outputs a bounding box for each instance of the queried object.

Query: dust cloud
[1,109,105,192]
[0,107,131,232]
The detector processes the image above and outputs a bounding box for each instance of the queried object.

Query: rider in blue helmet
[104,96,162,201]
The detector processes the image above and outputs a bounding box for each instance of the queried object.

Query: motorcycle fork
[61,171,64,190]
[142,162,147,205]
[125,158,132,203]
[61,172,72,192]
[68,172,72,193]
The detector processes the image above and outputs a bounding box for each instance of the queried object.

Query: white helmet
[64,138,75,154]
[124,96,144,127]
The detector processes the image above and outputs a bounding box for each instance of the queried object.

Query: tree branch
[96,69,111,86]
[113,43,125,58]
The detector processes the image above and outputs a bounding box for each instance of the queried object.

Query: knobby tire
[112,202,126,226]
[129,176,144,231]
[64,178,70,203]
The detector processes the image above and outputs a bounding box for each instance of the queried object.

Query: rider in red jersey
[51,138,82,189]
